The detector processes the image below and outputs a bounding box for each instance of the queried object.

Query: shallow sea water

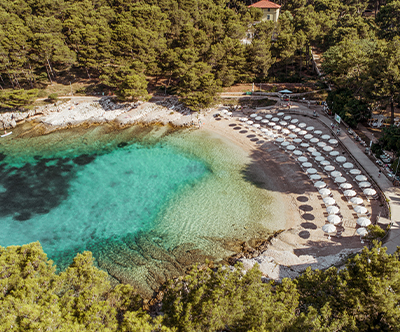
[0,123,284,296]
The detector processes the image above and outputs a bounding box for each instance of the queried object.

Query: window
[267,14,270,20]
[268,8,270,11]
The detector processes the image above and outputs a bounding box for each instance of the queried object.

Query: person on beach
[378,169,382,178]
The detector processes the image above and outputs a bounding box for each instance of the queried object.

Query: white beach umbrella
[272,117,279,122]
[288,124,296,130]
[279,121,288,126]
[298,130,307,136]
[310,174,321,181]
[359,181,372,189]
[261,119,269,124]
[298,122,307,128]
[246,120,254,125]
[331,171,342,177]
[306,126,315,131]
[324,165,335,172]
[273,125,282,131]
[222,109,228,114]
[343,162,354,169]
[310,138,319,144]
[277,112,284,117]
[293,150,303,156]
[304,134,313,140]
[250,113,257,118]
[357,217,371,227]
[336,156,347,163]
[308,147,317,153]
[355,175,368,182]
[240,117,248,122]
[293,138,302,144]
[344,190,357,197]
[328,215,341,225]
[335,177,347,183]
[307,168,318,174]
[326,206,340,215]
[354,206,368,214]
[314,130,322,135]
[255,116,263,121]
[363,188,377,196]
[291,119,299,124]
[320,160,331,166]
[276,137,285,143]
[330,151,340,157]
[315,156,325,162]
[322,224,336,239]
[252,124,260,128]
[312,151,321,157]
[300,143,310,148]
[268,122,276,127]
[314,181,327,189]
[284,115,291,121]
[298,156,308,162]
[356,227,368,236]
[323,146,334,152]
[340,183,352,190]
[288,133,297,138]
[261,128,269,133]
[349,169,362,175]
[350,197,363,205]
[265,114,273,119]
[287,145,296,151]
[321,134,331,140]
[302,162,313,168]
[227,112,233,116]
[293,127,301,133]
[317,142,327,148]
[323,197,336,206]
[329,139,338,145]
[319,188,331,196]
[281,141,290,147]
[282,129,290,134]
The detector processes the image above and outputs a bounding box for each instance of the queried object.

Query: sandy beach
[1,96,385,281]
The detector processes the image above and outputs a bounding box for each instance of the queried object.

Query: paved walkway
[289,102,400,254]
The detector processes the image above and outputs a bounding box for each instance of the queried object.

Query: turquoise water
[0,123,284,296]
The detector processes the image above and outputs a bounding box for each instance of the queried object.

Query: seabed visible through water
[0,122,284,297]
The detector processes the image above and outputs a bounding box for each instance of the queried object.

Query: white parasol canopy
[252,124,260,128]
[322,224,336,239]
[349,169,361,175]
[306,126,315,131]
[328,215,341,225]
[261,119,269,123]
[304,134,313,140]
[323,146,334,152]
[363,188,377,196]
[255,117,263,121]
[302,162,313,168]
[298,123,307,128]
[323,197,336,206]
[350,197,363,205]
[293,128,301,133]
[298,156,308,162]
[356,227,368,236]
[326,205,340,215]
[250,113,258,118]
[282,129,290,134]
[288,124,296,130]
[246,120,254,125]
[273,125,282,131]
[320,160,331,166]
[319,188,331,196]
[268,122,276,127]
[281,141,290,147]
[277,112,284,117]
[300,143,310,148]
[359,181,372,189]
[276,137,285,142]
[330,151,340,156]
[314,181,326,189]
[272,117,279,122]
[290,119,299,124]
[307,168,318,174]
[284,115,291,121]
[240,117,248,122]
[340,183,352,189]
[287,145,296,151]
[336,156,347,163]
[329,139,338,145]
[310,174,321,180]
[324,165,335,172]
[335,177,347,183]
[308,147,316,153]
[343,162,354,169]
[293,138,302,144]
[321,135,331,140]
[312,151,321,157]
[357,217,371,227]
[354,206,368,214]
[315,156,325,162]
[314,130,322,135]
[293,150,303,156]
[310,138,319,144]
[344,190,357,197]
[317,142,327,148]
[331,171,342,177]
[265,114,273,119]
[298,130,307,136]
[355,175,368,182]
[279,121,288,126]
[289,133,297,139]
[261,128,269,133]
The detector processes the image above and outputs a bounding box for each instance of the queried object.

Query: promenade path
[288,102,400,254]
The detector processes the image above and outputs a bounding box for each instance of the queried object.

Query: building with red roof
[248,0,281,22]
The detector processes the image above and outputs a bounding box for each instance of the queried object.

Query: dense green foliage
[2,242,400,331]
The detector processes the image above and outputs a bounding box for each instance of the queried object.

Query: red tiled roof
[248,0,281,9]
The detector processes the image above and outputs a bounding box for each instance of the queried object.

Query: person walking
[378,169,382,178]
